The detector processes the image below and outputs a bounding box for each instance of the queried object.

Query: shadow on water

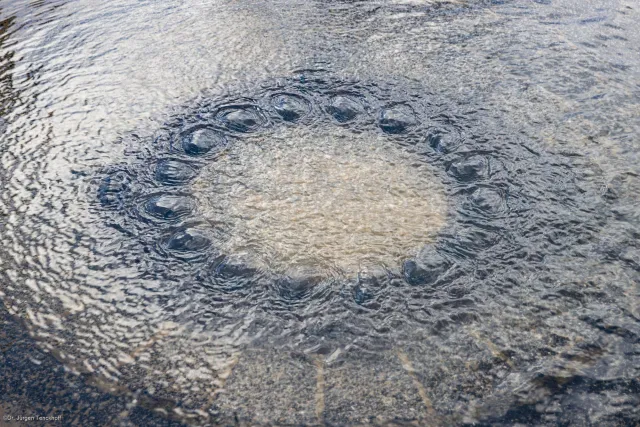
[0,0,639,425]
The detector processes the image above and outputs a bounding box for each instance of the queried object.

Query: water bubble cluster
[85,74,613,421]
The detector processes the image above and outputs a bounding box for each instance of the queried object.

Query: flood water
[0,0,639,425]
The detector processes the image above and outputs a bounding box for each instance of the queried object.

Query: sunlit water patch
[194,126,447,276]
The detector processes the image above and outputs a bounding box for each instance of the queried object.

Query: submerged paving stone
[210,348,317,425]
[193,125,447,277]
[399,334,504,420]
[322,350,434,425]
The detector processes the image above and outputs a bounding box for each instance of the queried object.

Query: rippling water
[194,125,447,275]
[0,0,639,425]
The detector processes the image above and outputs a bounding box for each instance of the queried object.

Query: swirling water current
[0,0,639,425]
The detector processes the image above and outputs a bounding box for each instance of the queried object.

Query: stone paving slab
[210,347,318,425]
[321,350,434,426]
[0,301,186,427]
[399,331,510,423]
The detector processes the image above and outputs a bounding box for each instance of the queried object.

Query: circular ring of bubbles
[96,72,605,329]
[91,73,611,422]
[97,75,455,308]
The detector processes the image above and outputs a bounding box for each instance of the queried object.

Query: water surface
[0,0,639,425]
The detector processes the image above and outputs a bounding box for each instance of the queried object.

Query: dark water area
[1,0,639,425]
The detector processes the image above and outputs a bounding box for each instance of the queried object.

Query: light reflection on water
[0,0,639,424]
[194,126,447,276]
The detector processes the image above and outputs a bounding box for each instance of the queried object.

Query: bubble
[378,104,417,134]
[353,285,376,306]
[206,256,259,294]
[274,267,323,302]
[164,227,211,253]
[143,194,196,221]
[182,128,227,156]
[97,172,130,207]
[447,155,488,182]
[402,246,451,286]
[427,127,463,153]
[270,93,311,122]
[218,106,265,132]
[214,258,259,280]
[448,228,500,257]
[326,95,362,123]
[155,160,198,185]
[467,187,508,217]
